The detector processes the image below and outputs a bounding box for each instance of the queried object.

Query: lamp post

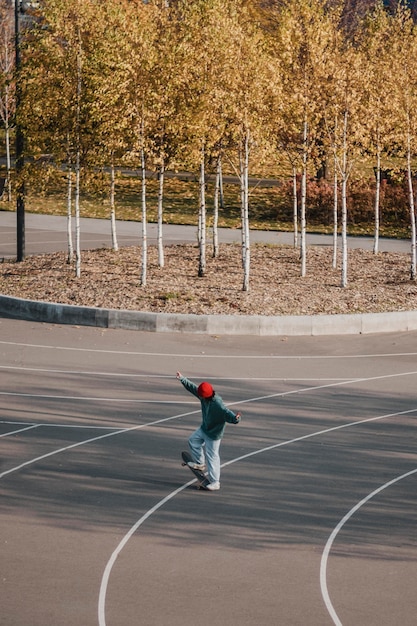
[14,0,25,261]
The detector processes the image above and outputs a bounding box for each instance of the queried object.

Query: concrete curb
[1,294,417,335]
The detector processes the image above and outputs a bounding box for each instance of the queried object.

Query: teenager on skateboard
[176,372,241,491]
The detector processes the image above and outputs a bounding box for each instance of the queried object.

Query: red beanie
[197,381,214,398]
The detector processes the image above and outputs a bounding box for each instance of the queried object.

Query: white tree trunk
[4,87,12,201]
[140,145,147,287]
[110,160,119,252]
[218,155,224,209]
[238,148,245,267]
[292,165,298,248]
[341,175,348,288]
[1,23,12,202]
[157,157,164,268]
[74,32,82,278]
[213,153,221,258]
[300,119,308,277]
[340,111,349,288]
[373,146,381,255]
[66,156,73,264]
[332,156,338,270]
[198,144,206,277]
[407,132,416,280]
[242,131,250,292]
[413,189,417,281]
[75,150,81,278]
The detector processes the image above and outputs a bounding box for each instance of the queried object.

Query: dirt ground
[1,242,417,316]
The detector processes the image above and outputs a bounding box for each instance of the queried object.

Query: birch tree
[0,0,14,202]
[86,0,139,252]
[60,2,100,278]
[146,0,190,269]
[118,0,158,285]
[273,2,309,265]
[273,0,338,277]
[324,29,365,287]
[221,1,272,291]
[20,0,79,262]
[177,0,248,278]
[388,5,417,280]
[212,152,223,258]
[21,0,102,274]
[358,4,398,255]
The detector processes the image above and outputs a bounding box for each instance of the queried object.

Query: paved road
[1,318,417,626]
[0,210,411,259]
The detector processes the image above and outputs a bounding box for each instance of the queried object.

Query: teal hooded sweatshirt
[180,376,240,440]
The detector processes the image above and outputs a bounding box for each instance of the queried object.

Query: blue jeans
[188,427,221,484]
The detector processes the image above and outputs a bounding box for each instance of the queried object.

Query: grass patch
[0,168,411,239]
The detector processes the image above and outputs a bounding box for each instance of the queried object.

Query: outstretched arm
[176,372,199,398]
[222,403,241,424]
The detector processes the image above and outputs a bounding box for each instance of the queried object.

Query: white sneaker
[206,481,220,491]
[187,461,206,471]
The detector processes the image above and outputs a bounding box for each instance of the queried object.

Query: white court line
[1,365,416,623]
[0,391,195,403]
[98,480,195,626]
[0,424,40,438]
[2,339,417,359]
[2,368,417,405]
[0,365,176,378]
[1,368,417,427]
[320,467,417,626]
[2,369,417,478]
[97,405,417,626]
[0,364,349,381]
[0,420,130,431]
[0,409,201,480]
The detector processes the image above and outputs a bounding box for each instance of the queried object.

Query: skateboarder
[176,372,241,490]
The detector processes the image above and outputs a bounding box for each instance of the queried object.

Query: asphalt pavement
[1,318,417,625]
[0,209,412,258]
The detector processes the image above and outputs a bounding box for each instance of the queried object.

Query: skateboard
[181,450,210,490]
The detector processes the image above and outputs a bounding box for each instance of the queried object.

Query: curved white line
[2,339,417,360]
[0,382,328,477]
[0,410,199,480]
[0,377,371,452]
[98,480,195,626]
[2,363,416,622]
[320,467,417,626]
[1,369,416,428]
[2,369,417,478]
[0,365,178,378]
[97,405,417,626]
[3,366,406,410]
[0,364,350,381]
[0,391,195,403]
